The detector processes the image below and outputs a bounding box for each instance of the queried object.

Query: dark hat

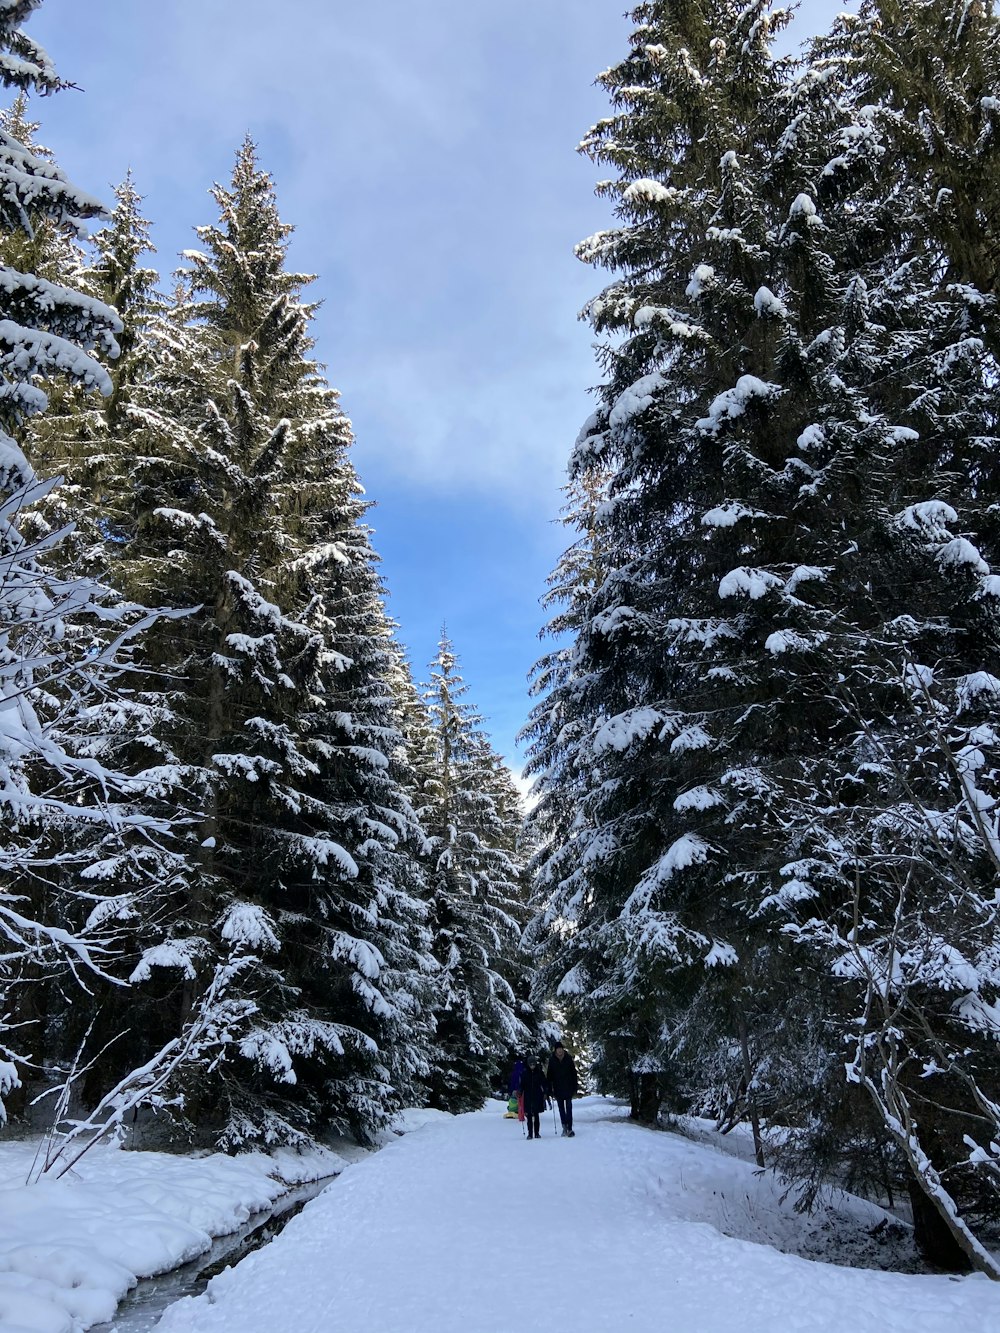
[527,1054,538,1067]
[554,1040,565,1050]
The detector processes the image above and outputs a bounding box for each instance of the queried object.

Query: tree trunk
[630,1071,660,1123]
[738,1016,766,1169]
[859,1068,1000,1279]
[907,1176,973,1273]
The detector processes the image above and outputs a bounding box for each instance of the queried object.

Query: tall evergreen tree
[526,0,794,1117]
[829,0,1000,309]
[18,173,211,1111]
[416,635,528,1110]
[13,170,174,602]
[0,2,178,1121]
[762,3,1000,1270]
[98,140,435,1147]
[0,94,84,290]
[527,0,1000,1270]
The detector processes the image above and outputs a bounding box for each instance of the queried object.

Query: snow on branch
[697,375,782,435]
[0,319,113,405]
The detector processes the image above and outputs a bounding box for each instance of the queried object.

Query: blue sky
[30,0,845,771]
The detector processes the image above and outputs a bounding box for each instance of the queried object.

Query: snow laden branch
[846,967,1000,1281]
[810,663,1000,1278]
[27,959,256,1183]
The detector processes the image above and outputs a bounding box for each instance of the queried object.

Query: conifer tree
[0,96,91,555]
[103,140,435,1146]
[20,173,213,1107]
[762,5,1000,1271]
[0,2,179,1120]
[827,0,1000,308]
[521,468,609,962]
[16,171,164,579]
[0,94,84,289]
[526,0,794,1117]
[528,0,1000,1269]
[416,635,528,1110]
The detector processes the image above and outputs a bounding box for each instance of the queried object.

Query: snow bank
[5,1113,994,1330]
[0,1137,346,1332]
[390,1108,452,1136]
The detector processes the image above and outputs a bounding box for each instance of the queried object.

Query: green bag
[507,1094,519,1113]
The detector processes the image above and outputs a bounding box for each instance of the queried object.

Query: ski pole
[551,1097,558,1134]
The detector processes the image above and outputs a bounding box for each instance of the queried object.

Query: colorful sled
[504,1094,519,1119]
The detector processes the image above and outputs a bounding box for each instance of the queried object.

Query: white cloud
[33,0,621,513]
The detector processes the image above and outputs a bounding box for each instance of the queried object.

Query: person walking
[509,1055,526,1123]
[520,1054,548,1140]
[546,1040,579,1137]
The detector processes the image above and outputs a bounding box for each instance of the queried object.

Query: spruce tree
[829,0,1000,307]
[102,140,435,1147]
[416,635,528,1110]
[26,174,212,1108]
[761,5,1000,1270]
[0,2,180,1121]
[528,0,1000,1270]
[14,171,170,591]
[526,0,794,1118]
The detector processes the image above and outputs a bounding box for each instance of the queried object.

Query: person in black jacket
[546,1040,579,1136]
[520,1054,548,1140]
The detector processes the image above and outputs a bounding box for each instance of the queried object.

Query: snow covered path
[158,1098,1000,1333]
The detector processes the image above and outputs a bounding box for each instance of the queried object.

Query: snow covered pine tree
[0,1,177,1121]
[527,0,1000,1273]
[526,0,796,1136]
[95,139,436,1148]
[416,635,528,1111]
[768,0,1000,1274]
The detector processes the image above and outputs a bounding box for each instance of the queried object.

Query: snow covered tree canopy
[0,5,118,461]
[415,633,530,1112]
[526,0,1000,1277]
[0,2,60,96]
[0,17,529,1155]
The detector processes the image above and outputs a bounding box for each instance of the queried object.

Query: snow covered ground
[0,1135,348,1333]
[154,1097,1000,1333]
[3,1100,999,1332]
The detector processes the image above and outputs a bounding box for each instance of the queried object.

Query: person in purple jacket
[520,1054,549,1140]
[508,1056,526,1123]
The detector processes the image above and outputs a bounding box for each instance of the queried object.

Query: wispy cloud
[34,0,621,512]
